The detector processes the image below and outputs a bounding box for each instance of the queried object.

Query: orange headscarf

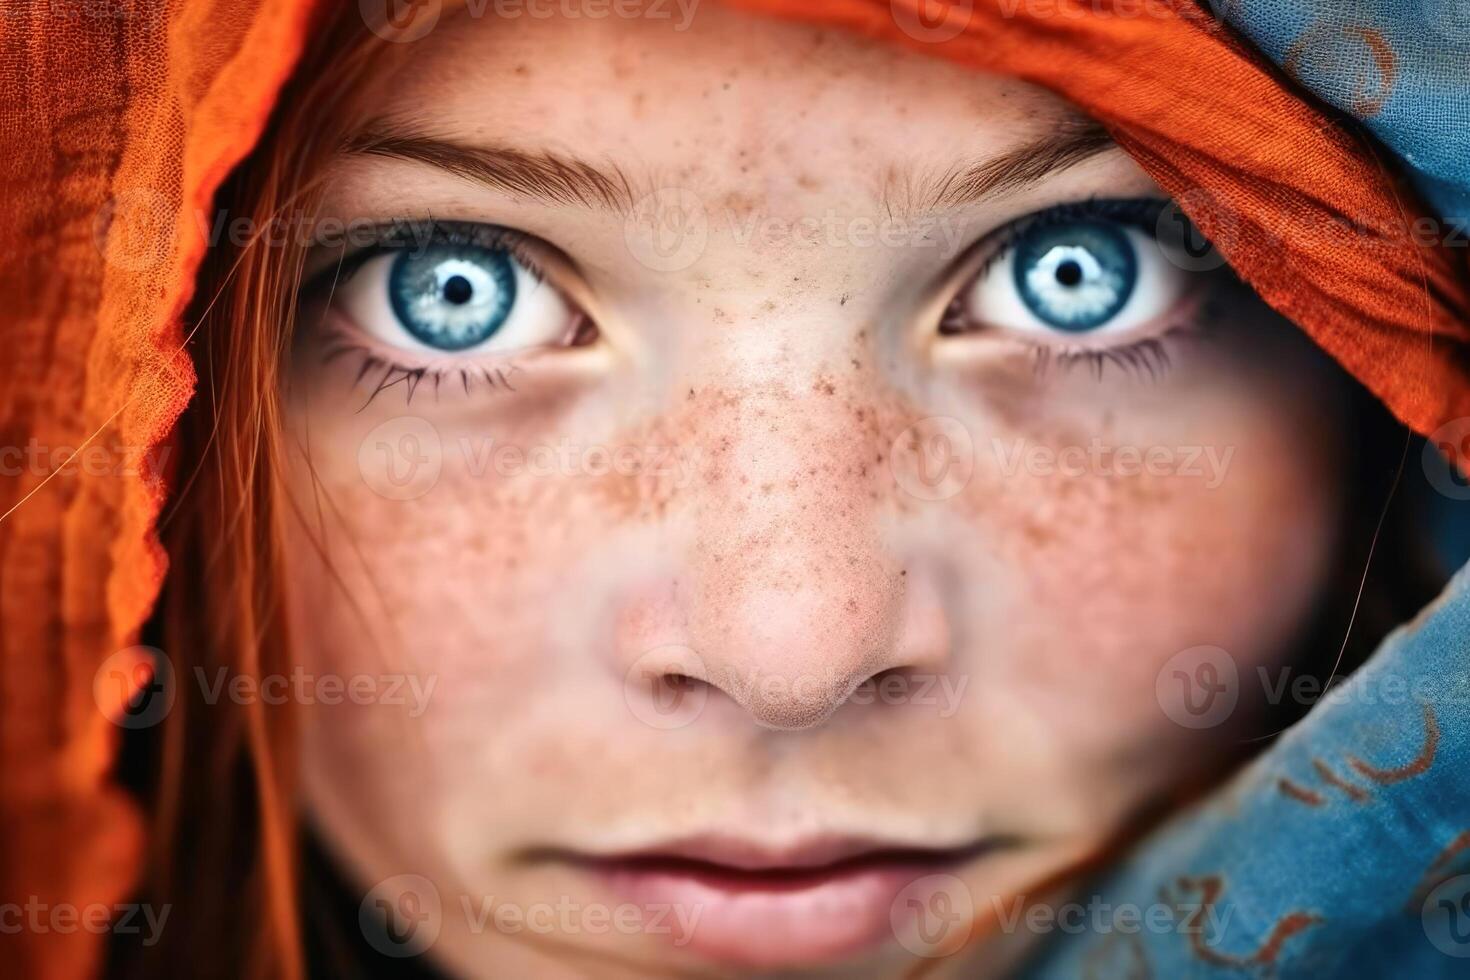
[1,1,1465,976]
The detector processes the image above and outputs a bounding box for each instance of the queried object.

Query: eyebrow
[889,119,1117,215]
[346,128,640,213]
[343,118,1115,217]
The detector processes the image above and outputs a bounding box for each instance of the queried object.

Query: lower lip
[592,854,966,969]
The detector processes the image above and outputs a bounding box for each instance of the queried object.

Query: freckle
[797,173,821,191]
[513,64,529,76]
[721,191,759,218]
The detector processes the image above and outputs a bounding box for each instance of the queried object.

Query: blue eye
[335,224,585,364]
[1011,221,1137,332]
[947,200,1190,346]
[388,245,517,351]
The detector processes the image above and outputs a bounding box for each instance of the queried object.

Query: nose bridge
[675,332,915,729]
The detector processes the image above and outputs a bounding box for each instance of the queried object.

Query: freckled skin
[280,7,1351,979]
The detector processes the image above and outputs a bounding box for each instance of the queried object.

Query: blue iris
[1012,221,1137,332]
[388,244,516,351]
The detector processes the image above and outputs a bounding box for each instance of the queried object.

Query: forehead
[367,4,1083,207]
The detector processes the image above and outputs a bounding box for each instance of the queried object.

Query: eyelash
[306,200,1214,406]
[311,218,549,288]
[304,219,571,409]
[941,197,1206,382]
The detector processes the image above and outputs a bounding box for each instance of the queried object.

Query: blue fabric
[1021,559,1470,978]
[1211,0,1470,230]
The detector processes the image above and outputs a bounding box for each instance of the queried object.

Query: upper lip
[559,834,997,873]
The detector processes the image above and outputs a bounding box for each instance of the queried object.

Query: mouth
[553,835,1001,969]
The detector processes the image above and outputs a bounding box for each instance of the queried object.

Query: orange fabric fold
[0,1,320,976]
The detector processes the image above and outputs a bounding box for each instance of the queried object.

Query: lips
[564,835,993,969]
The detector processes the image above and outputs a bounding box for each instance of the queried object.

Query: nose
[618,352,951,731]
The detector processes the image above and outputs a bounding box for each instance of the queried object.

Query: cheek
[939,331,1347,756]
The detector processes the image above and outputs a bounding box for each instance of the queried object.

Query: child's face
[281,6,1348,976]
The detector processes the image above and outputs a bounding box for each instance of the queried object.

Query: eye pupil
[1054,260,1083,288]
[443,274,473,305]
[389,245,516,351]
[1012,221,1137,333]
